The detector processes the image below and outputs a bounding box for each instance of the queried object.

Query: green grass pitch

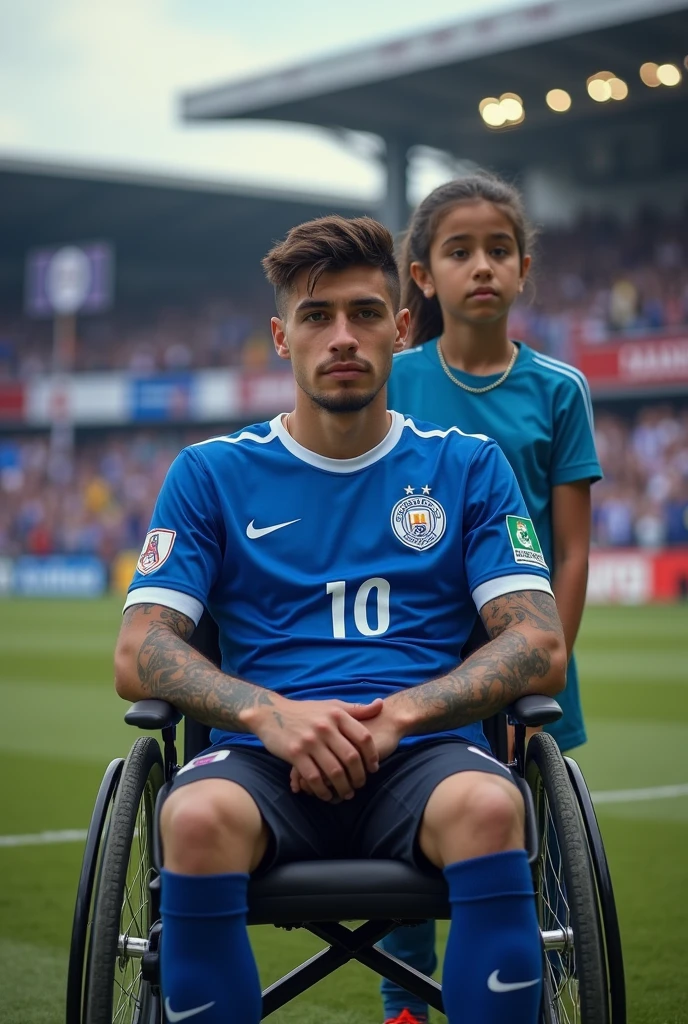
[1,598,687,1023]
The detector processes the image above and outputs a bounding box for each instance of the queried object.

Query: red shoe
[383,1011,428,1024]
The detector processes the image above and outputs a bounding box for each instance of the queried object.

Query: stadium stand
[1,1,687,605]
[0,301,276,377]
[1,400,687,561]
[513,205,688,360]
[0,298,276,377]
[1,204,687,376]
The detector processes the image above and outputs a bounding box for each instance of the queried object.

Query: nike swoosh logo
[164,998,216,1021]
[487,969,540,993]
[246,518,301,539]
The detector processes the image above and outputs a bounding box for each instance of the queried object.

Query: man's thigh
[352,739,518,868]
[169,744,341,873]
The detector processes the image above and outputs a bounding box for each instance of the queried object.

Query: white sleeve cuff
[123,587,204,625]
[472,573,553,612]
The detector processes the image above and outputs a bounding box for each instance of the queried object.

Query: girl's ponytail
[399,229,445,349]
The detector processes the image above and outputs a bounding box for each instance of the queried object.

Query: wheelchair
[66,614,625,1024]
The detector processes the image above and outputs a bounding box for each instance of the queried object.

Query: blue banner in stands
[129,374,193,421]
[12,556,107,597]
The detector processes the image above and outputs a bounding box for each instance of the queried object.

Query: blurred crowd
[0,428,206,563]
[1,403,687,561]
[593,404,688,548]
[510,204,688,359]
[1,200,687,560]
[0,299,280,379]
[1,206,687,379]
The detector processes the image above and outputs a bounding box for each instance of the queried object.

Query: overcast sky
[0,0,528,199]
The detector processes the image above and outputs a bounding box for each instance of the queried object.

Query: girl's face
[411,200,531,327]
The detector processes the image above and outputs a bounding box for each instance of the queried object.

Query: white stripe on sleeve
[123,587,204,625]
[472,574,553,612]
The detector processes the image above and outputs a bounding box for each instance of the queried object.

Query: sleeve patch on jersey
[505,515,547,567]
[137,528,176,575]
[175,749,230,776]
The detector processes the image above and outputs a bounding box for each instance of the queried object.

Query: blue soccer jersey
[125,412,552,751]
[388,341,602,751]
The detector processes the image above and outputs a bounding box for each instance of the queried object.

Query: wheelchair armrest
[124,699,182,730]
[507,694,562,727]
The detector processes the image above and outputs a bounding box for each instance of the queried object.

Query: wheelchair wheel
[85,736,164,1024]
[565,757,626,1024]
[526,733,608,1024]
[67,758,124,1024]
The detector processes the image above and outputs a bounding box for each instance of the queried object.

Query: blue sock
[379,921,436,1020]
[442,850,542,1024]
[161,869,261,1024]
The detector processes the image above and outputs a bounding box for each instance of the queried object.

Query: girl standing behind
[379,173,602,1024]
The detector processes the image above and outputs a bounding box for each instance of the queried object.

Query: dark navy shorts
[169,737,517,875]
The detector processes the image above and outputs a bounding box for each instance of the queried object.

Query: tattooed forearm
[118,604,276,732]
[481,589,563,640]
[392,629,551,733]
[122,603,195,640]
[387,590,565,735]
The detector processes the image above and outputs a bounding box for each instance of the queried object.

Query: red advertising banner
[0,383,25,420]
[577,335,688,390]
[653,549,688,601]
[587,549,688,603]
[240,372,295,417]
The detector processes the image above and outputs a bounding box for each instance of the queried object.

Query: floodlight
[657,64,681,86]
[546,89,572,112]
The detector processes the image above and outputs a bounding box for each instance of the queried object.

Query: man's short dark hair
[262,215,401,317]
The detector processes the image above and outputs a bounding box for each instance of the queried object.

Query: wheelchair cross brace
[262,920,444,1017]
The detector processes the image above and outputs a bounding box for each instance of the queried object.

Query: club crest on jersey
[137,528,176,575]
[391,489,446,551]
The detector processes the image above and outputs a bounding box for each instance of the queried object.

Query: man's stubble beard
[293,355,392,415]
[305,386,383,414]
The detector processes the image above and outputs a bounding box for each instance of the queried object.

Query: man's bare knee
[160,779,268,875]
[420,772,524,867]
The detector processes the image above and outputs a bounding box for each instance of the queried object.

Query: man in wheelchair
[114,215,566,1024]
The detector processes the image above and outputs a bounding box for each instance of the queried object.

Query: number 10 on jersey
[326,578,390,638]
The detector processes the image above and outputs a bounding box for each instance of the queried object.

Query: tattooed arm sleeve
[385,590,567,737]
[114,603,277,733]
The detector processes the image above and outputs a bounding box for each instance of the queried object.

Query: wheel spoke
[113,963,144,1023]
[528,733,611,1024]
[539,786,580,1024]
[113,781,156,1023]
[84,742,162,1024]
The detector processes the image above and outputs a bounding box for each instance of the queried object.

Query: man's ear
[394,308,411,352]
[271,317,290,361]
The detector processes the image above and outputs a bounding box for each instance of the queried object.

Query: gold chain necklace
[436,338,518,394]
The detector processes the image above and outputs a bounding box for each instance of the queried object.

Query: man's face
[272,265,409,413]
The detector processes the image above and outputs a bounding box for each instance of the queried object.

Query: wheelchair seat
[247,859,449,926]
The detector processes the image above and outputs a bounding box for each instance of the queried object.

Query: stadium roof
[182,0,688,179]
[0,155,370,307]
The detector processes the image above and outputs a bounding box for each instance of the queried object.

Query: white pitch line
[1,782,687,848]
[590,782,688,804]
[0,829,87,848]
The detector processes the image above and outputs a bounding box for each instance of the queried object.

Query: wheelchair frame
[66,614,625,1024]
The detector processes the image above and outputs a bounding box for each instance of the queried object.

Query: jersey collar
[270,410,404,473]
